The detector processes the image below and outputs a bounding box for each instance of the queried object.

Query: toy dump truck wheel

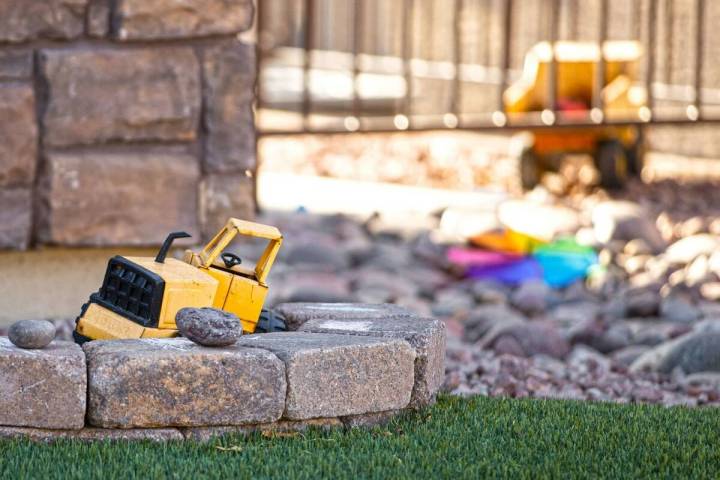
[256,309,287,333]
[625,129,645,177]
[519,148,541,190]
[72,300,93,345]
[595,140,628,189]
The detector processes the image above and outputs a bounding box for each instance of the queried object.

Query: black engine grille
[95,256,165,328]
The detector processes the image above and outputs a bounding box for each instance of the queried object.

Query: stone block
[84,338,286,428]
[202,41,256,173]
[341,410,401,428]
[37,148,200,246]
[40,47,200,147]
[0,84,37,188]
[0,50,33,80]
[182,418,342,442]
[0,426,183,443]
[86,0,110,37]
[0,338,86,429]
[114,0,254,40]
[236,332,415,420]
[0,188,32,250]
[200,174,255,241]
[273,302,415,331]
[300,316,446,408]
[0,0,86,43]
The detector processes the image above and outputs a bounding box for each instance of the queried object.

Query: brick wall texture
[0,0,256,250]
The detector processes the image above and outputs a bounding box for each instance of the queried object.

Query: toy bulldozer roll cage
[256,0,717,189]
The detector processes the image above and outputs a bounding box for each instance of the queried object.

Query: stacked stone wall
[0,0,257,250]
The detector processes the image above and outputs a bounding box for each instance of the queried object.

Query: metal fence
[256,0,719,135]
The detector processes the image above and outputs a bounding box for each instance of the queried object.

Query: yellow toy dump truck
[73,218,285,344]
[504,41,648,189]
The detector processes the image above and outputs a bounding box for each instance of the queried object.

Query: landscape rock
[0,0,86,42]
[114,0,254,40]
[299,316,446,407]
[431,288,475,317]
[8,320,56,349]
[566,345,612,374]
[281,286,357,304]
[0,427,183,443]
[682,372,720,390]
[176,307,242,346]
[0,83,37,188]
[511,280,552,315]
[202,41,256,173]
[700,282,720,301]
[0,188,31,249]
[37,149,200,245]
[480,321,570,359]
[591,201,666,253]
[273,302,414,331]
[623,238,654,256]
[84,339,286,428]
[0,338,86,429]
[611,345,652,366]
[665,234,720,264]
[236,332,415,419]
[659,296,702,324]
[630,331,720,374]
[463,304,526,343]
[40,47,200,146]
[284,242,350,271]
[200,174,255,241]
[498,200,580,241]
[470,280,509,304]
[625,289,660,317]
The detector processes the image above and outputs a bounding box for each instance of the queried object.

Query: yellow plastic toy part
[504,41,646,118]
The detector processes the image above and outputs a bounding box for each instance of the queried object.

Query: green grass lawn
[1,395,719,479]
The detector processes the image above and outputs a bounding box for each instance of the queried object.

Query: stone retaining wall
[0,0,257,251]
[0,303,446,442]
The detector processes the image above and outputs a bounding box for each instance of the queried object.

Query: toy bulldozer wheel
[256,309,287,333]
[625,128,645,177]
[519,147,541,190]
[595,139,628,190]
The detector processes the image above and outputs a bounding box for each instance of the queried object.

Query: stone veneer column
[0,0,257,249]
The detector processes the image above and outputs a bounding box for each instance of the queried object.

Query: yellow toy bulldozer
[73,218,285,344]
[504,41,648,190]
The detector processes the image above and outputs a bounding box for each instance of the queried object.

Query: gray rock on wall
[40,47,201,147]
[0,338,86,429]
[84,339,287,428]
[37,148,200,246]
[0,0,87,43]
[113,0,254,40]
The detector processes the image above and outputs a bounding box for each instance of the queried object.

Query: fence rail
[256,0,720,135]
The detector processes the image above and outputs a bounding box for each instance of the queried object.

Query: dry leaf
[215,445,243,452]
[261,430,300,439]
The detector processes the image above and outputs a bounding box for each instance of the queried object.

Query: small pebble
[8,320,56,349]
